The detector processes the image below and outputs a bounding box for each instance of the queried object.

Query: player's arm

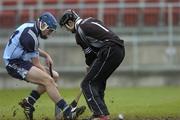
[32,56,46,72]
[38,48,49,58]
[76,35,97,66]
[79,26,98,66]
[38,48,53,66]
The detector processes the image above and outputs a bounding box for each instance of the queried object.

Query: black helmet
[59,9,80,27]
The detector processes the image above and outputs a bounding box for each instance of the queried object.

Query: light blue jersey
[3,22,40,66]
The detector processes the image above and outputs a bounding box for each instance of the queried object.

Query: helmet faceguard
[39,21,49,31]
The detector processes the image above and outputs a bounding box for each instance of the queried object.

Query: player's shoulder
[20,21,38,38]
[18,27,38,48]
[82,17,102,26]
[81,17,104,30]
[18,21,35,30]
[80,17,95,27]
[83,17,97,23]
[19,22,39,51]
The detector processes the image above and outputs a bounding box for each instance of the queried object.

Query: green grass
[0,86,180,120]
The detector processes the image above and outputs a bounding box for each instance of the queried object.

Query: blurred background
[0,0,180,89]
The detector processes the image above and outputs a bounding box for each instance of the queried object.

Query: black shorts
[6,59,33,80]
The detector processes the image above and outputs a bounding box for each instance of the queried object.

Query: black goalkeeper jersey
[74,17,124,66]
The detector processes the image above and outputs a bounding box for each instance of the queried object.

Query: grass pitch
[0,86,180,120]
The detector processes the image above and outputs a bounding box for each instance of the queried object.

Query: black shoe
[19,99,35,120]
[63,106,86,120]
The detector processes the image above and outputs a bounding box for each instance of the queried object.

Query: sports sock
[27,90,40,105]
[56,99,71,114]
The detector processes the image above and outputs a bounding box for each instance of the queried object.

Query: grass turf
[0,86,180,120]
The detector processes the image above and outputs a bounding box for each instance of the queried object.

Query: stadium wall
[1,35,180,89]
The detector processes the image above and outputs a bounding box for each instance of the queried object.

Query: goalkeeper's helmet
[59,9,80,27]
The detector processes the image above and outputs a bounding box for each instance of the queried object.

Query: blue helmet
[39,12,58,30]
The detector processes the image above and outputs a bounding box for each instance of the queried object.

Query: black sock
[56,99,71,113]
[27,90,40,105]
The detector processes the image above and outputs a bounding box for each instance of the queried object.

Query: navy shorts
[6,59,33,80]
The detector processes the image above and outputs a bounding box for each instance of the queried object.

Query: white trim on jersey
[28,29,38,50]
[91,22,109,32]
